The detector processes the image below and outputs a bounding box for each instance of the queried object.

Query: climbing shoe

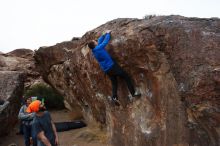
[132,91,141,98]
[112,97,120,106]
[129,91,141,102]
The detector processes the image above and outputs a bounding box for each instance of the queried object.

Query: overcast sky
[0,0,219,53]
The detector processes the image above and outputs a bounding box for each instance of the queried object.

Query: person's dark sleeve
[32,121,43,137]
[96,33,111,49]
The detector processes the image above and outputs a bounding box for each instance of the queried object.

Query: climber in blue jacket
[87,30,141,105]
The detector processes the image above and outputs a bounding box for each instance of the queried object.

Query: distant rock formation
[35,16,220,146]
[0,71,24,136]
[0,49,42,88]
[7,48,34,59]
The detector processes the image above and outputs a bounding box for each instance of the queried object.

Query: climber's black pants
[106,63,135,99]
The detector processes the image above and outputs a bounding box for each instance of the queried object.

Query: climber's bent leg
[109,63,136,96]
[108,75,118,100]
[119,70,136,96]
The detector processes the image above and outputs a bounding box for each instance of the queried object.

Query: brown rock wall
[35,16,220,146]
[0,71,24,136]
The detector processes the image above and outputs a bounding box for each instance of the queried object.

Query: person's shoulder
[21,104,27,108]
[93,45,103,51]
[20,105,27,110]
[44,110,50,114]
[43,111,52,120]
[43,111,51,116]
[93,46,99,51]
[32,116,39,124]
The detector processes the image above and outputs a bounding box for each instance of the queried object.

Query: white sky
[0,0,219,53]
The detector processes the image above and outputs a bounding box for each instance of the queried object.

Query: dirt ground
[0,110,110,146]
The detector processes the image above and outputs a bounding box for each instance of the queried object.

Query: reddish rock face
[35,16,220,146]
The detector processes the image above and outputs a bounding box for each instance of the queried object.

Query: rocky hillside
[34,16,220,146]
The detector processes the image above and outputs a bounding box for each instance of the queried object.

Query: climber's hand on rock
[105,30,112,33]
[103,30,111,35]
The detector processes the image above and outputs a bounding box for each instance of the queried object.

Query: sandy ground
[0,110,109,146]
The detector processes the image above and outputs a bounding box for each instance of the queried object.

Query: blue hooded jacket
[92,33,114,72]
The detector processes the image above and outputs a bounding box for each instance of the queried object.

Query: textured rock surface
[35,16,220,146]
[0,71,24,136]
[0,49,48,137]
[0,49,41,88]
[7,48,34,59]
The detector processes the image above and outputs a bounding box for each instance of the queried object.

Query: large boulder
[35,16,220,146]
[0,71,24,136]
[0,49,41,88]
